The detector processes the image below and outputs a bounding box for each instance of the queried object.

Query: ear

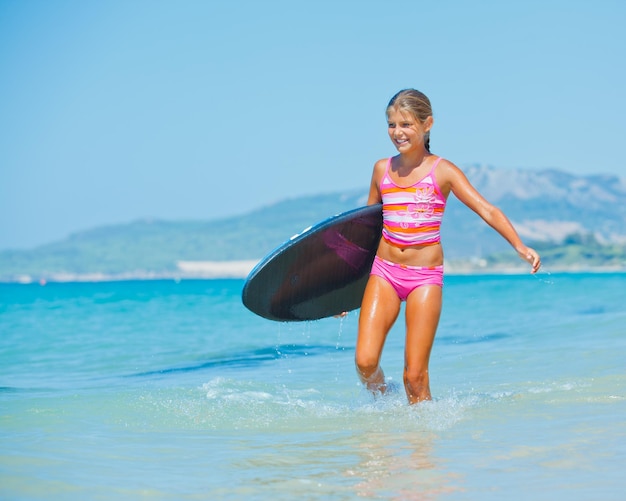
[423,116,434,132]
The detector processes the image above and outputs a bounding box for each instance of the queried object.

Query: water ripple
[130,344,344,377]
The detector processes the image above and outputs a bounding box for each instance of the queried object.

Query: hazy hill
[1,165,625,281]
[0,192,368,281]
[443,165,626,259]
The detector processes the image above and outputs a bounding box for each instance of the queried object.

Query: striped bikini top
[380,156,447,247]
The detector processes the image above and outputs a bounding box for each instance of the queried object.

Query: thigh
[404,285,443,368]
[356,275,402,362]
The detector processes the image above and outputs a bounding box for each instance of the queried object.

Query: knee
[403,366,429,391]
[355,353,379,379]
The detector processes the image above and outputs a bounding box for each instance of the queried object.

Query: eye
[401,122,412,128]
[387,123,396,128]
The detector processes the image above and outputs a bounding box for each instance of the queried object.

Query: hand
[518,247,541,274]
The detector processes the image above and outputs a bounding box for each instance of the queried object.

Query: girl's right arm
[367,159,386,205]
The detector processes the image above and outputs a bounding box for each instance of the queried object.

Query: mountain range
[2,165,625,282]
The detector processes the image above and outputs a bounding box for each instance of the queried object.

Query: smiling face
[386,89,434,153]
[387,108,433,154]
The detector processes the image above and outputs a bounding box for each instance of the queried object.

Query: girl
[356,89,541,404]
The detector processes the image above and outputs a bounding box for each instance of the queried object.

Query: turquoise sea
[1,272,625,500]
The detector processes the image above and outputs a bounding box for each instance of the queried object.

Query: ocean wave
[129,344,345,378]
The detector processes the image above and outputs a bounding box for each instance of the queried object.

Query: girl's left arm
[442,162,541,273]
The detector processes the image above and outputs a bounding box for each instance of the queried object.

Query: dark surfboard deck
[242,204,383,321]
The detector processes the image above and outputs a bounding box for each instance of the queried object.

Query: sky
[1,0,625,250]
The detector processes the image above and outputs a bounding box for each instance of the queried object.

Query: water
[1,273,625,500]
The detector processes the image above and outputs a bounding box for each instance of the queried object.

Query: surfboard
[242,204,383,321]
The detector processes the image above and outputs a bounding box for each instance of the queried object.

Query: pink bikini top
[380,156,447,247]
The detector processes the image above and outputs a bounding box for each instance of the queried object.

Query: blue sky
[1,0,625,250]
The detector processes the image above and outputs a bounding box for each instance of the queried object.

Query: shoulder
[433,157,469,186]
[371,157,390,182]
[433,156,460,175]
[373,157,390,173]
[433,157,490,206]
[432,156,479,199]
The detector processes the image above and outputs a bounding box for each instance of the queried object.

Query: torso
[375,155,448,267]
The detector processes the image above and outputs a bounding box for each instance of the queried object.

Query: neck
[397,148,430,170]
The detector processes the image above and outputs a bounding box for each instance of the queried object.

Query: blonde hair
[386,89,433,152]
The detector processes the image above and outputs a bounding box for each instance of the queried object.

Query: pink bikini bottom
[370,255,443,301]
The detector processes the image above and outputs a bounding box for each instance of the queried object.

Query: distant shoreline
[2,260,625,284]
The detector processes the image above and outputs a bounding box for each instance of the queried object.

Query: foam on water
[109,374,499,436]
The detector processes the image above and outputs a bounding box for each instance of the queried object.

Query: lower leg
[356,276,400,396]
[404,285,442,405]
[403,368,431,404]
[356,362,387,393]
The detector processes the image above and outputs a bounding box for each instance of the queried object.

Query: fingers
[524,248,541,274]
[517,247,540,273]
